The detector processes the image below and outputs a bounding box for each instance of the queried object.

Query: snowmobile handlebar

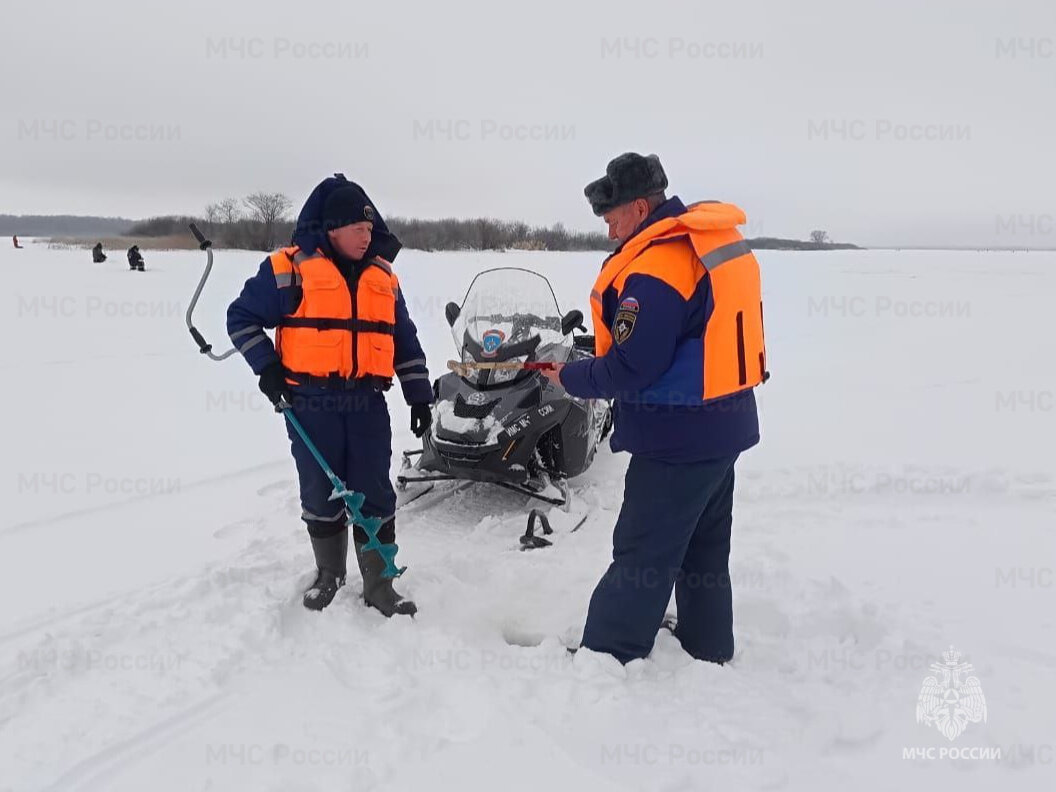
[447,359,556,376]
[467,313,563,333]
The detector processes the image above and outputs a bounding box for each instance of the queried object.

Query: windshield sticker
[481,329,506,358]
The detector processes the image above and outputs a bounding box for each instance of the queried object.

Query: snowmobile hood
[291,173,403,263]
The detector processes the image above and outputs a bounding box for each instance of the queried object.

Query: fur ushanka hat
[584,152,669,216]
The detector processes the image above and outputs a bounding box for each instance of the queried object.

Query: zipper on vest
[758,300,770,382]
[735,311,747,386]
[348,265,363,378]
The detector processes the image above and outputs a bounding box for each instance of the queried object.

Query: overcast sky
[1,0,1053,247]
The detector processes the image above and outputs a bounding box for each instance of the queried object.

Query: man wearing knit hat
[542,153,767,664]
[227,174,433,617]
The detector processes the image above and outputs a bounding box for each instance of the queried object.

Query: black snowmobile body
[400,338,609,503]
[398,267,612,508]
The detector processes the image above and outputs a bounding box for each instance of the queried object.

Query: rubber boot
[302,529,348,611]
[354,541,417,617]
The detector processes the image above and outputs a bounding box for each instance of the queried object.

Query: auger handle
[189,223,212,250]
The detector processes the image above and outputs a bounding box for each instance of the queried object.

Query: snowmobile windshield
[453,267,572,388]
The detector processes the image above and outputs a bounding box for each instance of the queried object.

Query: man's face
[328,222,373,260]
[602,198,650,244]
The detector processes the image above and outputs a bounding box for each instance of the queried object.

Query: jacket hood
[291,173,403,262]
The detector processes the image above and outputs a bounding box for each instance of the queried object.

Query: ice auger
[278,401,405,578]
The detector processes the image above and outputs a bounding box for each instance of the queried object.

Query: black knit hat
[322,184,377,229]
[584,152,669,216]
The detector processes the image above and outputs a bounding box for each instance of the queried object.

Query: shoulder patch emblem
[618,296,640,313]
[613,310,637,344]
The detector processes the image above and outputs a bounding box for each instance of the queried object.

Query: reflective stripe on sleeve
[229,325,262,341]
[394,357,427,372]
[238,334,269,354]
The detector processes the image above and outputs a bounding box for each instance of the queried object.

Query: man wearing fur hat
[543,153,767,664]
[227,174,433,616]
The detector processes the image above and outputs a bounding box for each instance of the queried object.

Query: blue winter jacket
[560,197,760,462]
[226,175,433,405]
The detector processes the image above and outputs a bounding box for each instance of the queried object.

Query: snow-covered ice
[1,241,1053,790]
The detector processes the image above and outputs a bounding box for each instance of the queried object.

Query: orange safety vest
[269,246,399,382]
[590,202,768,403]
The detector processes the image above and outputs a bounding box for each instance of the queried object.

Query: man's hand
[410,403,432,437]
[540,363,565,387]
[258,362,291,408]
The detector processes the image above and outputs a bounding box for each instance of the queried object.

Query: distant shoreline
[14,234,1055,255]
[4,212,860,253]
[11,214,1050,253]
[32,235,865,253]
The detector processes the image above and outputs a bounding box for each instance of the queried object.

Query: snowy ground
[1,240,1054,791]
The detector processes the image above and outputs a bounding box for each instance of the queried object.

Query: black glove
[410,403,432,437]
[258,362,292,408]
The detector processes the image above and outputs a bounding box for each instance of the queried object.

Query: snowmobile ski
[519,507,589,550]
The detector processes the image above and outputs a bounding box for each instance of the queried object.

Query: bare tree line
[390,217,610,252]
[128,192,293,250]
[205,192,291,250]
[127,192,612,252]
[128,197,851,253]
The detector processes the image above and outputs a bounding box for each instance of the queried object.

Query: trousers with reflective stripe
[590,202,768,403]
[270,246,400,381]
[284,389,397,536]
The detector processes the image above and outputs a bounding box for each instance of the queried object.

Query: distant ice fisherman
[127,245,145,271]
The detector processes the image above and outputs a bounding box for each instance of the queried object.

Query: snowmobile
[397,267,612,545]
